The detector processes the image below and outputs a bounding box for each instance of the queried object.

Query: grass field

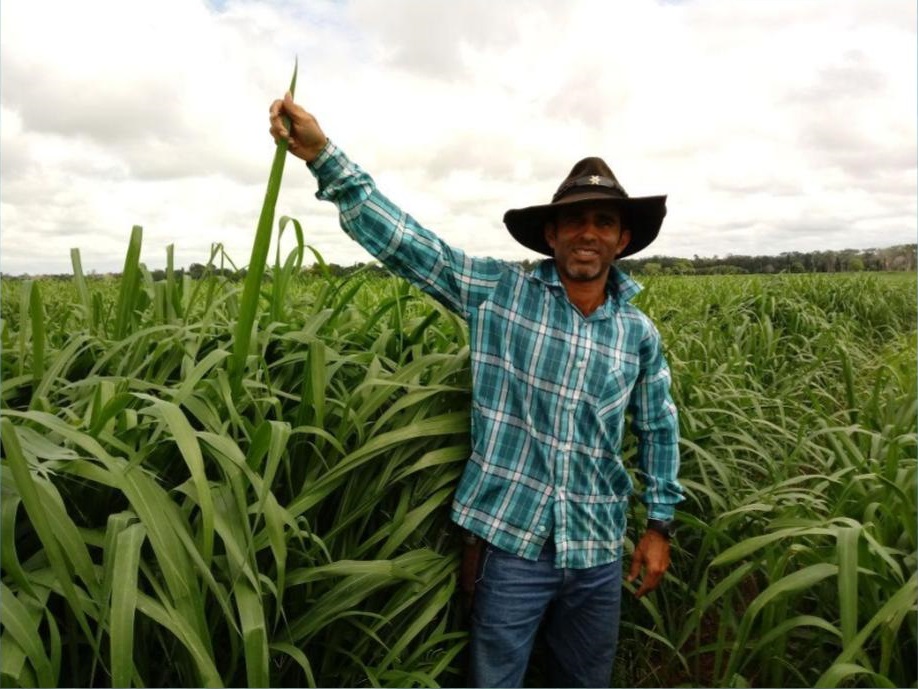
[0,232,915,687]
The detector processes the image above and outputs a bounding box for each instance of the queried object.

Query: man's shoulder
[619,302,662,340]
[479,259,550,290]
[461,256,527,286]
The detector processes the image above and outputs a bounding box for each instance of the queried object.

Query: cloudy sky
[1,0,915,275]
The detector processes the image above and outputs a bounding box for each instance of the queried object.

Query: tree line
[5,244,915,281]
[270,243,918,279]
[613,243,917,276]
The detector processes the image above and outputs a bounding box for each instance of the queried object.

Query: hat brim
[503,193,667,258]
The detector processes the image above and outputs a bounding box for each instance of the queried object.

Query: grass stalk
[231,61,298,395]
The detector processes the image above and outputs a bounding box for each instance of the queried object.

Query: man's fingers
[626,546,644,583]
[269,126,289,145]
[268,98,290,141]
[633,569,657,598]
[281,91,311,125]
[633,563,667,598]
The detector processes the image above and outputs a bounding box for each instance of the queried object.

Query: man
[269,92,683,688]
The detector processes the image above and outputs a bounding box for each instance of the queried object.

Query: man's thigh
[545,558,623,688]
[469,545,560,688]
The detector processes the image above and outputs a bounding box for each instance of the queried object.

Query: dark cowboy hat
[503,157,667,258]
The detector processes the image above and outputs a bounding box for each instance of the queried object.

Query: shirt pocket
[595,353,640,419]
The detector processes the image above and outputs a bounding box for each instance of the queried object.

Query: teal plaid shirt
[310,141,683,568]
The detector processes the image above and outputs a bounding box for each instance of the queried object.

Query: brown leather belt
[459,532,483,616]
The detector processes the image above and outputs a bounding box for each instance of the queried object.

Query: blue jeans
[469,542,623,688]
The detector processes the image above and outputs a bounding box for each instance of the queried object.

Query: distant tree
[819,251,834,271]
[903,244,917,271]
[672,259,695,275]
[848,257,865,272]
[643,262,663,276]
[710,264,746,275]
[518,259,537,272]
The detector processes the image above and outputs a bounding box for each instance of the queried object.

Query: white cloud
[1,0,915,275]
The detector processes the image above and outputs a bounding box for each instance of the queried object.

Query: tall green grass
[3,263,914,687]
[612,273,917,688]
[1,240,472,687]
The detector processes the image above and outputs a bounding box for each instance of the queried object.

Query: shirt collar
[528,260,643,304]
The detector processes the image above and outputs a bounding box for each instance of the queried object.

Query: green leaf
[114,225,143,339]
[815,662,897,688]
[136,395,215,566]
[0,419,97,650]
[269,642,316,688]
[110,523,146,688]
[726,563,839,678]
[836,525,860,647]
[0,583,55,687]
[710,527,831,567]
[235,580,269,688]
[28,281,45,384]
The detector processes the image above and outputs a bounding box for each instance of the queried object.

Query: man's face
[544,202,631,284]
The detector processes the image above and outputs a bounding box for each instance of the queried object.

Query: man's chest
[469,280,644,407]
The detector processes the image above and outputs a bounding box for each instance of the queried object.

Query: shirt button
[538,525,546,533]
[576,360,586,368]
[558,489,566,499]
[566,403,575,411]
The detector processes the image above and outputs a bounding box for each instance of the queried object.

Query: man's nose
[578,220,600,237]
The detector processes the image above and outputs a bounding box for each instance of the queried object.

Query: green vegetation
[1,240,472,688]
[616,270,917,688]
[1,241,914,687]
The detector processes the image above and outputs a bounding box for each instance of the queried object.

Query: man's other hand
[626,529,671,598]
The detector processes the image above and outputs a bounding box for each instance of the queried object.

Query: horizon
[2,240,914,278]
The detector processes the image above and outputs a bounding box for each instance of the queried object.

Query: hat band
[553,175,627,202]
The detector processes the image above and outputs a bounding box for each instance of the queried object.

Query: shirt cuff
[306,138,338,176]
[647,504,676,521]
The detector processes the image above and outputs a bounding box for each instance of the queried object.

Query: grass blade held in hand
[231,60,298,395]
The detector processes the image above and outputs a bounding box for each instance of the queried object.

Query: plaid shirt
[310,141,683,568]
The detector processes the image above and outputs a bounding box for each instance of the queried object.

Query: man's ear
[544,222,557,251]
[616,228,632,256]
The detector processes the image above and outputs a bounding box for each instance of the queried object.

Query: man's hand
[268,92,328,163]
[626,529,671,598]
